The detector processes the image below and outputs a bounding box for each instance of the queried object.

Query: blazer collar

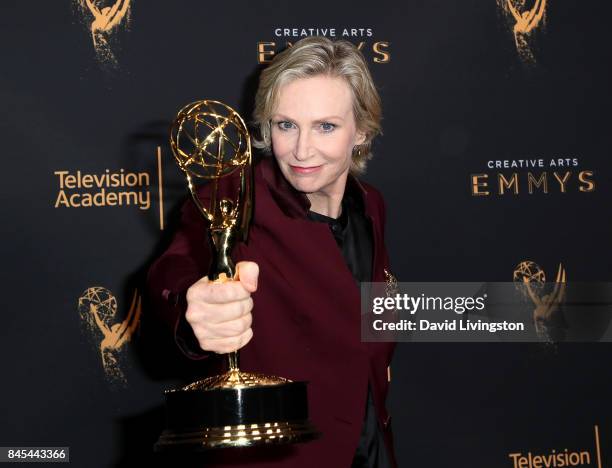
[259,156,369,219]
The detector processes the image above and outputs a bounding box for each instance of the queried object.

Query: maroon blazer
[147,156,397,467]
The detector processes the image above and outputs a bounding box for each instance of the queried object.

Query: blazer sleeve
[371,185,391,271]
[146,196,212,360]
[379,193,390,270]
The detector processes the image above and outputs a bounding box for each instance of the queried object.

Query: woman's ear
[355,130,367,146]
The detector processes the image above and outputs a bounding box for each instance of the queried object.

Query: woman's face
[270,75,365,200]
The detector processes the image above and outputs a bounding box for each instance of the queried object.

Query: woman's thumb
[235,261,259,292]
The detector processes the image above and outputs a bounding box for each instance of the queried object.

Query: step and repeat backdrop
[1,0,611,466]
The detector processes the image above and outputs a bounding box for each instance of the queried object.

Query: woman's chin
[291,182,317,193]
[286,177,323,194]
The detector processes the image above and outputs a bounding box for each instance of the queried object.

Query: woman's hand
[185,261,258,354]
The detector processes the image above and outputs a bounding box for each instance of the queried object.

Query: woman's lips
[290,164,322,175]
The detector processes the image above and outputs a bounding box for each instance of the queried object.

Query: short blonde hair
[253,36,382,175]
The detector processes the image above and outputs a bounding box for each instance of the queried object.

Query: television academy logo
[73,0,132,65]
[497,0,547,63]
[53,168,152,210]
[52,147,167,230]
[78,287,141,384]
[508,425,604,468]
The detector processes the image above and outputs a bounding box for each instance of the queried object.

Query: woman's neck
[307,193,343,218]
[306,176,347,218]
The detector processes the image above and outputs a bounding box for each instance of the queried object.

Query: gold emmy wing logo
[498,0,547,63]
[513,260,567,340]
[74,0,131,65]
[78,287,141,384]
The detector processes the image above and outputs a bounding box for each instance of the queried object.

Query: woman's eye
[276,121,295,131]
[319,122,336,133]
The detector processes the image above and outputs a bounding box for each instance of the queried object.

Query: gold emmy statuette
[154,100,319,451]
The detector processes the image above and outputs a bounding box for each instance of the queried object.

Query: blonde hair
[253,36,382,175]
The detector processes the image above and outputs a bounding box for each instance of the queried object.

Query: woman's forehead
[274,75,353,119]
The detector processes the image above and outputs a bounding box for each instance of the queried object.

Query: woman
[148,36,397,467]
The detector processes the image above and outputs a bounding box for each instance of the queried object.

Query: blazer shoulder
[358,179,386,211]
[360,180,384,199]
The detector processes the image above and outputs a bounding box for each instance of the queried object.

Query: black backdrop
[1,1,611,466]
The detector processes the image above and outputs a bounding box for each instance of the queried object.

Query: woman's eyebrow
[271,114,345,122]
[313,116,344,122]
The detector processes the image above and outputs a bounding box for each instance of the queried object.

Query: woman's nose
[293,130,312,161]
